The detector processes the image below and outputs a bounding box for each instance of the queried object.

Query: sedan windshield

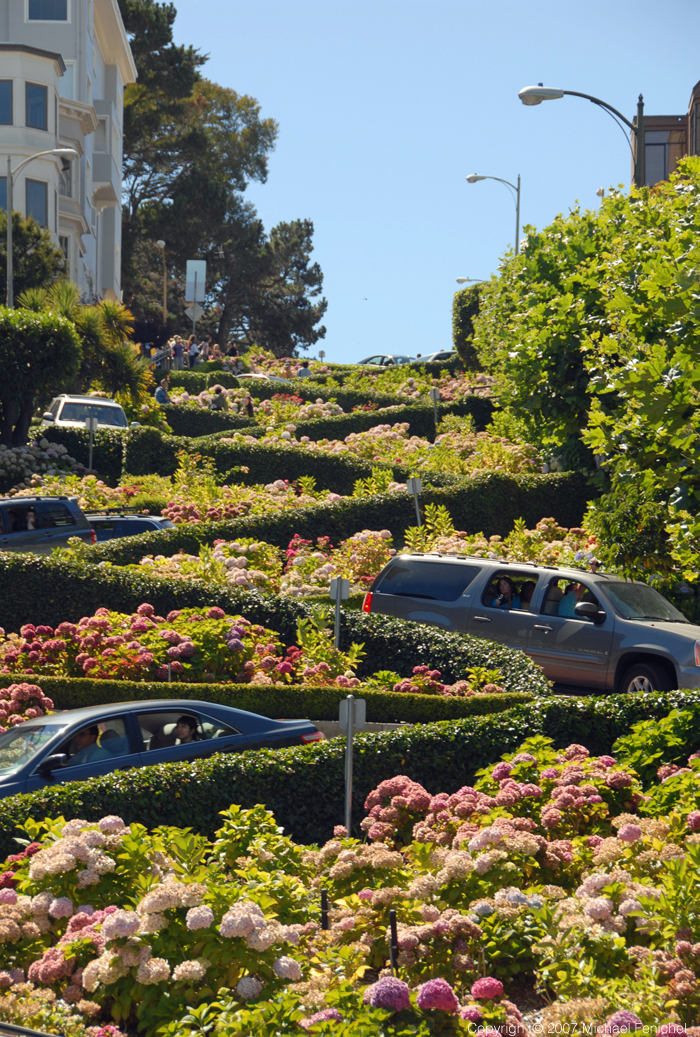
[603,582,688,623]
[0,723,67,776]
[59,403,127,428]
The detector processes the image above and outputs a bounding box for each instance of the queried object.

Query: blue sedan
[0,700,325,798]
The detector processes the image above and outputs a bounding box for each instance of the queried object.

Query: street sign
[407,477,423,526]
[185,260,206,303]
[329,577,350,648]
[84,417,99,432]
[184,303,204,321]
[339,697,366,732]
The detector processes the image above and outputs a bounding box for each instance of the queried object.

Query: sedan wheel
[620,663,671,695]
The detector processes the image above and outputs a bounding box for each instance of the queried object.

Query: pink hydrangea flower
[358,888,374,901]
[617,824,642,843]
[471,976,504,1000]
[460,1006,484,1023]
[206,608,225,620]
[186,906,214,931]
[687,811,700,831]
[300,1009,343,1030]
[333,825,348,837]
[657,1026,687,1037]
[491,762,512,781]
[48,897,74,919]
[415,978,459,1012]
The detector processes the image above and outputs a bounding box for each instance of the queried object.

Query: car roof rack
[396,550,607,576]
[86,507,146,516]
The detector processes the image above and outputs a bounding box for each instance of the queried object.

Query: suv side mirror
[42,412,55,422]
[575,601,605,623]
[39,753,68,778]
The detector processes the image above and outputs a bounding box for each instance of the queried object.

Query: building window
[645,129,687,187]
[28,0,68,19]
[95,118,108,153]
[58,158,72,197]
[0,177,6,213]
[26,83,47,130]
[0,82,12,125]
[26,179,48,226]
[58,62,74,100]
[59,235,69,259]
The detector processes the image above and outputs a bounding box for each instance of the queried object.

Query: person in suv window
[559,582,586,617]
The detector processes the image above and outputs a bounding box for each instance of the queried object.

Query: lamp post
[5,147,78,307]
[518,85,644,187]
[456,277,487,284]
[156,239,167,326]
[466,173,521,255]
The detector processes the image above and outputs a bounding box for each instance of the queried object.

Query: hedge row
[92,471,594,564]
[0,690,696,855]
[162,406,255,438]
[43,427,127,485]
[0,554,551,694]
[23,675,532,725]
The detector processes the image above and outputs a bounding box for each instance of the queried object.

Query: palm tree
[16,283,147,403]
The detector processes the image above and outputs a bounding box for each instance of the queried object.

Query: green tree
[0,308,81,445]
[0,211,65,301]
[452,284,482,369]
[212,216,327,355]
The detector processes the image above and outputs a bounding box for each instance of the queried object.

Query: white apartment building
[0,0,136,300]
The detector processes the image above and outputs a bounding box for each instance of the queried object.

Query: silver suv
[0,496,94,553]
[363,554,700,695]
[42,395,129,430]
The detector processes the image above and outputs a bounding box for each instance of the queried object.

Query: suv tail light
[362,592,373,613]
[89,529,96,545]
[695,641,700,667]
[300,731,325,744]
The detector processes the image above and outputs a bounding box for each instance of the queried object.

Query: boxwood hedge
[18,675,532,724]
[0,690,696,856]
[0,554,551,694]
[162,406,255,438]
[91,471,594,565]
[43,427,127,485]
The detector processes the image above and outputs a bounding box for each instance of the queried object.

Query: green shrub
[43,426,127,485]
[91,470,594,563]
[168,371,240,391]
[0,690,697,856]
[0,554,551,694]
[162,405,255,438]
[17,674,532,723]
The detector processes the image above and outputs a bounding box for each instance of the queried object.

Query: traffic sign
[185,260,206,302]
[184,303,204,321]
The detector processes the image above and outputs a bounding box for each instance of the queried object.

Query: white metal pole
[515,174,521,255]
[88,423,94,470]
[334,589,342,649]
[192,272,198,339]
[344,694,354,833]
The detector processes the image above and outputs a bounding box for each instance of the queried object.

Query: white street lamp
[455,277,486,284]
[5,147,78,307]
[466,173,521,254]
[518,84,645,187]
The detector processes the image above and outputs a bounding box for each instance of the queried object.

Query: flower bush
[3,720,700,1035]
[0,439,84,493]
[221,421,541,477]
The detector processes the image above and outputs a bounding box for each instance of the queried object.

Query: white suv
[42,395,129,430]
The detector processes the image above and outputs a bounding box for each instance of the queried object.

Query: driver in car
[66,725,111,766]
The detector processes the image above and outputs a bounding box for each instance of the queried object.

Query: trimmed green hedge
[22,675,532,724]
[168,372,240,391]
[91,471,594,564]
[0,555,551,695]
[0,690,696,855]
[162,406,254,438]
[43,427,126,485]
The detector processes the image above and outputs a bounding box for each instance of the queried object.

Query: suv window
[3,504,39,533]
[482,571,538,611]
[541,577,600,620]
[120,519,156,535]
[58,402,127,428]
[34,502,76,529]
[377,560,481,602]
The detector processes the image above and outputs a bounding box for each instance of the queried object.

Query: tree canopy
[0,212,66,302]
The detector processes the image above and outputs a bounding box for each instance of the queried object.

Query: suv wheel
[619,662,672,695]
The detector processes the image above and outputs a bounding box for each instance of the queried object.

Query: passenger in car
[495,577,521,610]
[558,582,586,617]
[520,581,536,611]
[174,715,201,743]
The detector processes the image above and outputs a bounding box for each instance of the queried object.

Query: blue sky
[173,0,699,363]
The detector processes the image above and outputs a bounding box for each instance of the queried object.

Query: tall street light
[518,85,644,187]
[156,239,167,326]
[6,147,78,307]
[466,173,521,255]
[456,277,487,284]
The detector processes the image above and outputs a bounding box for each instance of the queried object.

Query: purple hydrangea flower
[363,977,411,1012]
[460,1005,484,1023]
[471,976,504,1000]
[603,1011,643,1034]
[415,978,459,1013]
[300,1008,343,1031]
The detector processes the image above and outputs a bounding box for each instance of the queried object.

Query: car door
[25,714,141,795]
[135,708,248,768]
[370,558,482,633]
[467,568,541,652]
[33,501,82,552]
[526,576,614,689]
[0,506,35,552]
